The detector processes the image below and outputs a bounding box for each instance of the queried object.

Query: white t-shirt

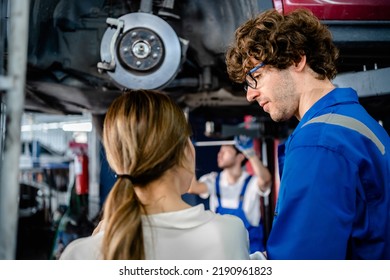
[59,204,250,260]
[199,170,263,227]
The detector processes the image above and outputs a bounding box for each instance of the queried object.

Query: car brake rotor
[99,12,181,89]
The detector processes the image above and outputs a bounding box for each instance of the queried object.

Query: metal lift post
[0,0,30,259]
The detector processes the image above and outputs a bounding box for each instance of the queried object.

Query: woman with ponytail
[60,89,251,260]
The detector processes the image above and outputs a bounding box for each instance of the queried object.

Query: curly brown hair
[226,8,339,83]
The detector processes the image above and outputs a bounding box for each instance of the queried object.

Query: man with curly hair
[226,8,390,259]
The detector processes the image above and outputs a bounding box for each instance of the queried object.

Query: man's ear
[294,55,307,72]
[237,152,246,163]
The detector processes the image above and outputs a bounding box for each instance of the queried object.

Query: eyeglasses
[244,62,266,92]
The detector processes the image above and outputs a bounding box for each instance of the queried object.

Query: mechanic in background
[189,135,272,254]
[225,8,390,259]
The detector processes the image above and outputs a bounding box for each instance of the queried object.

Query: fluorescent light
[21,122,61,132]
[62,122,92,132]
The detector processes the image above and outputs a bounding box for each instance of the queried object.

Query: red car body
[278,0,390,20]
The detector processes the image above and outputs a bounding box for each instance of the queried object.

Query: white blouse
[59,204,250,260]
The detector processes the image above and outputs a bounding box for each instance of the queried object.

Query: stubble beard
[269,70,297,122]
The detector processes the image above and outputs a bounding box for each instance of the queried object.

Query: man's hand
[234,135,256,158]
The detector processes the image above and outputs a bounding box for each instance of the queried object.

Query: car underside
[3,0,390,135]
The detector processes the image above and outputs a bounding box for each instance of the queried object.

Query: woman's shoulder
[59,232,103,260]
[206,213,250,259]
[209,211,246,230]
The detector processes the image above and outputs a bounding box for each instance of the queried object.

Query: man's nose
[246,87,259,102]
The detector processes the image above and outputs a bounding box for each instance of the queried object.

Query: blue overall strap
[238,175,252,208]
[216,172,253,208]
[216,172,222,207]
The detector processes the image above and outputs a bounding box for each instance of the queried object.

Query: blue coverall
[267,88,390,259]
